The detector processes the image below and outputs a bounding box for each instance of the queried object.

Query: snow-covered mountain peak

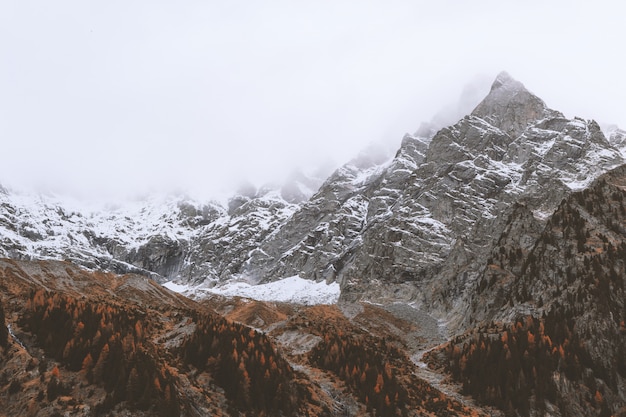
[471,71,563,138]
[490,70,516,90]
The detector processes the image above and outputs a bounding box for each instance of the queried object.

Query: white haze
[1,1,624,201]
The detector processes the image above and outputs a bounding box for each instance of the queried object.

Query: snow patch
[532,209,552,221]
[163,281,191,293]
[534,138,556,156]
[564,178,594,191]
[164,276,341,305]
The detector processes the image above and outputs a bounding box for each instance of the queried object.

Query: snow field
[164,275,340,305]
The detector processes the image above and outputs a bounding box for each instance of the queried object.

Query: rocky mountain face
[243,72,626,326]
[0,192,220,280]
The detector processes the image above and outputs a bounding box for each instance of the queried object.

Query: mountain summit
[471,71,563,137]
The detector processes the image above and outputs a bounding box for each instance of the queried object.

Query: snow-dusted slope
[0,192,223,278]
[0,180,315,287]
[237,135,431,285]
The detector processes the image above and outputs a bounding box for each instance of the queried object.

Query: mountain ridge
[1,73,625,307]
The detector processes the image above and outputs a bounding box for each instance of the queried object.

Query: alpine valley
[0,72,625,417]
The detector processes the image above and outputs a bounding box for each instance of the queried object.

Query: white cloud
[1,1,624,200]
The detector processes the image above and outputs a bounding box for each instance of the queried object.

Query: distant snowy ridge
[0,180,315,283]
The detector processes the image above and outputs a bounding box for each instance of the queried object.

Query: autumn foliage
[20,289,179,416]
[310,330,408,416]
[181,312,309,416]
[0,300,7,349]
[293,307,478,417]
[444,312,615,417]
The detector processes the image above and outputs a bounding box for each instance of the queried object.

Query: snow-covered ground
[163,275,341,305]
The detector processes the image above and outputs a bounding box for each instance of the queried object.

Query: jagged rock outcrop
[471,71,563,138]
[239,138,428,284]
[180,188,301,284]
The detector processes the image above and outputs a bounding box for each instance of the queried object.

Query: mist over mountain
[1,73,625,416]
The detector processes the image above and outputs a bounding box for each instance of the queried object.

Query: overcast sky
[1,1,624,201]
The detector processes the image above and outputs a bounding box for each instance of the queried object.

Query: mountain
[1,71,626,416]
[5,73,623,309]
[242,71,626,329]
